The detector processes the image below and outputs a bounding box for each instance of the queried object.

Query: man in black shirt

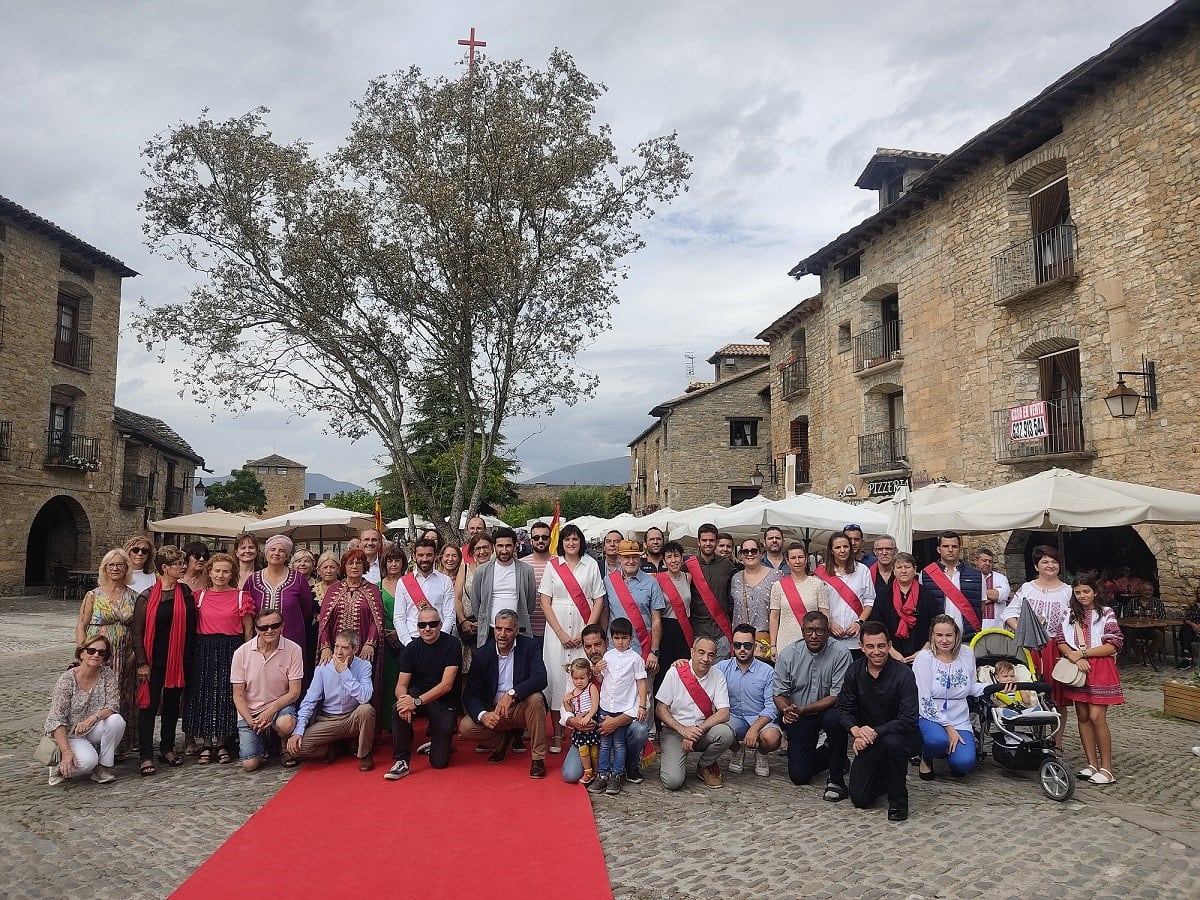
[836,621,919,821]
[385,606,463,780]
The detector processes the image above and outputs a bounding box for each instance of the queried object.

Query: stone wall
[766,23,1200,601]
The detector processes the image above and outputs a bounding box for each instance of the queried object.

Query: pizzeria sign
[1008,401,1048,442]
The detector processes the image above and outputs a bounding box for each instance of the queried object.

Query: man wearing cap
[604,540,666,674]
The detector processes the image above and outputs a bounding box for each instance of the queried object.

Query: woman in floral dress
[75,548,138,734]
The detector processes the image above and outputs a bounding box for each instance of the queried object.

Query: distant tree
[603,486,631,518]
[325,488,404,522]
[501,497,555,526]
[136,51,690,540]
[205,469,267,514]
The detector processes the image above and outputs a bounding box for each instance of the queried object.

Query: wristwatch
[506,689,517,700]
[414,696,424,708]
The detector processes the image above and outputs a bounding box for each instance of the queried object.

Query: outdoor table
[1118,618,1182,671]
[67,570,95,604]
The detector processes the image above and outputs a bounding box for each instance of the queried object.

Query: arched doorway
[25,496,91,587]
[1006,526,1156,586]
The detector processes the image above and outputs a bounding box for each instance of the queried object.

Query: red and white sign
[1009,401,1048,442]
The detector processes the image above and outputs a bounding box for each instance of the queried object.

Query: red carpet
[171,727,612,900]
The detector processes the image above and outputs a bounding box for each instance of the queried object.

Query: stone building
[628,343,772,512]
[245,454,306,517]
[760,1,1200,597]
[0,194,202,594]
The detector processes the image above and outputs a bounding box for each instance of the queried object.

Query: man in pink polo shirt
[231,609,304,772]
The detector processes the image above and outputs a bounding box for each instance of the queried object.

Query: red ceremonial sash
[983,574,995,619]
[923,563,981,633]
[654,573,695,646]
[551,558,594,622]
[683,557,734,645]
[892,581,918,640]
[400,573,430,609]
[673,659,714,718]
[779,576,812,626]
[814,565,864,617]
[869,562,878,581]
[607,572,652,661]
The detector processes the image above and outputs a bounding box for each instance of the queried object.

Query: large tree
[137,51,690,538]
[204,469,268,514]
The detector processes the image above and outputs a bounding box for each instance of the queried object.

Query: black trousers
[783,707,847,786]
[849,731,918,809]
[392,701,457,769]
[138,666,183,761]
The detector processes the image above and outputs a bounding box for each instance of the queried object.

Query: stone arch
[1016,328,1080,361]
[865,380,903,396]
[25,494,92,588]
[858,282,899,304]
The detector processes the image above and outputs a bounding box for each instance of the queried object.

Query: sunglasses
[130,547,150,554]
[82,646,108,657]
[256,622,284,632]
[417,620,442,630]
[531,535,550,541]
[740,548,760,556]
[731,641,755,650]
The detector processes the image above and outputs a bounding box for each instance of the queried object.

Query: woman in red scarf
[872,553,937,664]
[132,545,198,776]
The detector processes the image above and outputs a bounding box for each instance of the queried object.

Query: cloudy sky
[1,0,1171,488]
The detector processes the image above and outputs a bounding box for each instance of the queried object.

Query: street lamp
[1104,358,1157,418]
[749,464,764,489]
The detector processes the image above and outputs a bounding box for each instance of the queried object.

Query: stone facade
[628,344,772,512]
[0,196,201,594]
[245,454,306,518]
[761,4,1200,600]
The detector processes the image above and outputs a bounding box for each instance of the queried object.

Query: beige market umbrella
[914,468,1200,533]
[247,503,376,542]
[149,509,260,539]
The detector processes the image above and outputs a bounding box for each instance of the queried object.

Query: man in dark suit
[457,609,550,778]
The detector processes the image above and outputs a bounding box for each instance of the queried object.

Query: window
[289,504,297,511]
[881,293,901,358]
[258,466,269,475]
[1038,347,1084,453]
[1030,176,1074,283]
[837,322,852,353]
[322,493,330,500]
[884,172,905,206]
[729,419,758,447]
[54,295,78,365]
[308,492,316,501]
[276,467,288,475]
[838,254,861,283]
[790,417,810,485]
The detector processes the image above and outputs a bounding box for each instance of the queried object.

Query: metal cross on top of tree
[458,26,487,70]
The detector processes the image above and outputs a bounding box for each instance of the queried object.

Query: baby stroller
[969,629,1075,801]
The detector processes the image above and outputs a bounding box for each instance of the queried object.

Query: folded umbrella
[1012,597,1051,650]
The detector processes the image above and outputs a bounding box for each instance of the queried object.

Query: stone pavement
[3,596,1200,898]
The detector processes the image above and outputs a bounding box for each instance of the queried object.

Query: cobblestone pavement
[3,596,1200,898]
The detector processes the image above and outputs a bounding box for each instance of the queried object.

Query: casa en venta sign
[1009,401,1048,443]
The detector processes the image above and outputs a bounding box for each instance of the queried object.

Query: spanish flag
[548,501,561,555]
[374,496,384,535]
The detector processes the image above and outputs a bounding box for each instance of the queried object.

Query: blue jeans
[597,711,627,776]
[237,705,298,761]
[919,717,977,775]
[562,716,649,782]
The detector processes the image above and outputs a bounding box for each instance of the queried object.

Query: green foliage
[501,497,556,526]
[325,489,404,523]
[603,486,631,518]
[204,469,267,514]
[136,52,689,535]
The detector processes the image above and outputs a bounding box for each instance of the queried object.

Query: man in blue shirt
[286,629,376,771]
[715,623,782,777]
[604,540,666,673]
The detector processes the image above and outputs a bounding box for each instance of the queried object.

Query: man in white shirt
[974,546,1012,630]
[360,529,383,585]
[655,637,733,790]
[392,539,457,644]
[471,528,535,646]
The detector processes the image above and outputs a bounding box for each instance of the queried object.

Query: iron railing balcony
[45,430,101,470]
[0,420,11,462]
[780,357,809,398]
[853,319,902,371]
[992,224,1077,304]
[53,331,93,371]
[991,397,1087,462]
[120,474,151,507]
[857,427,907,474]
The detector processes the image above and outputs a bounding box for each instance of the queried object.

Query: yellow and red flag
[374,496,384,535]
[549,501,561,555]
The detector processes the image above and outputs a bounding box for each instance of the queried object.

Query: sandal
[140,760,156,777]
[1090,768,1116,785]
[1078,765,1097,779]
[184,741,199,756]
[157,751,184,768]
[217,747,233,765]
[197,748,213,765]
[281,751,299,768]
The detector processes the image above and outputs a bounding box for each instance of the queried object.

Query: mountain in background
[522,456,628,486]
[193,472,364,513]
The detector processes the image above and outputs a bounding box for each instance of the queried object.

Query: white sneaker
[815,731,827,750]
[90,766,116,784]
[1192,746,1200,758]
[727,745,745,774]
[754,751,770,777]
[48,765,64,786]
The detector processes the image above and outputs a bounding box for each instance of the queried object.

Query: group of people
[47,517,1129,821]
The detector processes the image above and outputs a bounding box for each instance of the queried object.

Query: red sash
[779,576,812,626]
[869,562,878,581]
[400,573,430,609]
[551,558,594,621]
[814,565,864,616]
[654,573,694,646]
[892,580,918,640]
[673,659,714,718]
[684,557,734,645]
[607,572,652,661]
[923,563,981,633]
[983,574,995,619]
